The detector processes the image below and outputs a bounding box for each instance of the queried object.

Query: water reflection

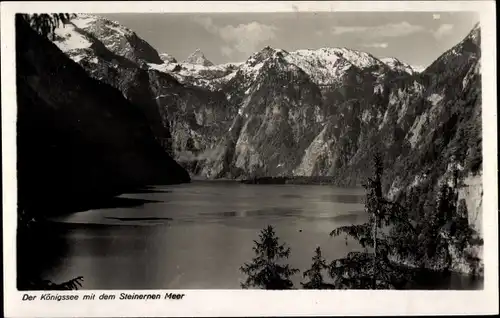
[29,181,481,290]
[281,194,303,199]
[319,194,365,204]
[200,207,303,218]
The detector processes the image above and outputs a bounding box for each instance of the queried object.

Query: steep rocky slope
[382,24,481,194]
[17,16,190,216]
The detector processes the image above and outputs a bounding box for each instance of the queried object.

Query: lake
[28,180,482,290]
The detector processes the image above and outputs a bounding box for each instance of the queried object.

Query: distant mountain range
[49,14,481,199]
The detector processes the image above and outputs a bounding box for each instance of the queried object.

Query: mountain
[183,48,214,66]
[16,15,190,216]
[53,14,163,66]
[50,14,482,197]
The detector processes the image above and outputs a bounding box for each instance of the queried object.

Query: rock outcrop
[183,48,214,66]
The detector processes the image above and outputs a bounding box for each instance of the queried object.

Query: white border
[1,1,498,317]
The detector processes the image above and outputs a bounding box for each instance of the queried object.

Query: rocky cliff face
[384,24,481,196]
[17,16,190,215]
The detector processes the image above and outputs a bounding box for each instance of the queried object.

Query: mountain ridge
[49,14,481,190]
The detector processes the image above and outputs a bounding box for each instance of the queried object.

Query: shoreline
[240,176,342,185]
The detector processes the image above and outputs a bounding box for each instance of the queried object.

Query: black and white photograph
[2,1,498,316]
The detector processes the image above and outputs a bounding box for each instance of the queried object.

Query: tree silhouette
[19,13,75,38]
[19,276,84,291]
[301,247,334,289]
[240,225,299,289]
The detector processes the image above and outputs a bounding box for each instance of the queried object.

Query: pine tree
[329,152,416,289]
[301,247,334,289]
[240,225,299,289]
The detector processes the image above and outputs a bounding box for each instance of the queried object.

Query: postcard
[1,1,498,317]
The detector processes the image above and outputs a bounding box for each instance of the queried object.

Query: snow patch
[71,16,95,29]
[282,47,384,85]
[53,24,92,51]
[381,57,414,75]
[71,54,84,63]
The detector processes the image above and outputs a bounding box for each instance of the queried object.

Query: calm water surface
[38,181,481,290]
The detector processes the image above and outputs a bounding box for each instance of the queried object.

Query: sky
[100,12,479,69]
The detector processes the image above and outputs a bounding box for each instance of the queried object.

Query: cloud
[433,23,454,39]
[220,46,234,57]
[314,30,324,37]
[331,21,425,38]
[362,42,389,49]
[192,16,218,34]
[218,22,278,55]
[192,16,278,56]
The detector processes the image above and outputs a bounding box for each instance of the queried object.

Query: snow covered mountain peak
[183,49,214,66]
[245,46,289,67]
[411,65,427,73]
[380,57,415,75]
[281,47,386,85]
[52,13,163,65]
